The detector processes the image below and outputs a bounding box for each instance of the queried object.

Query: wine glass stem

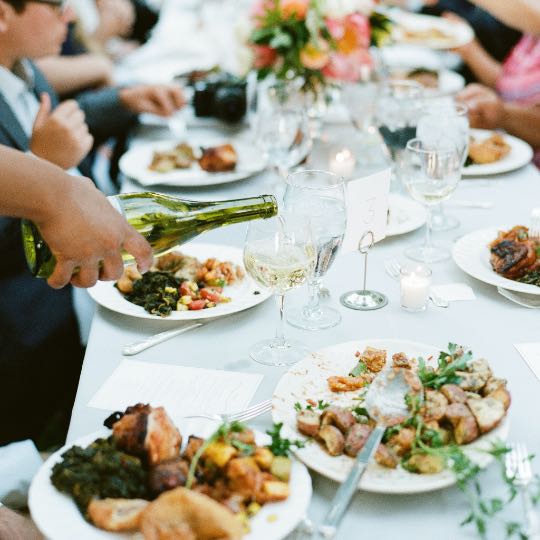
[424,205,434,250]
[275,293,287,346]
[304,277,322,318]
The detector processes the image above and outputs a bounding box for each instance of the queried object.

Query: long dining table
[65,109,540,538]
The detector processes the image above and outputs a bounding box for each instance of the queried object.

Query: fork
[384,259,449,308]
[505,443,540,539]
[182,399,272,423]
[497,287,540,309]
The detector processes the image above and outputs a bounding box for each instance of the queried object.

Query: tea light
[400,264,432,312]
[329,148,356,178]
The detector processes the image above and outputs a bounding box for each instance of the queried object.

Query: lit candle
[329,148,356,178]
[400,264,432,312]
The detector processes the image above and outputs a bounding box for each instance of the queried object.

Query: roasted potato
[405,453,445,474]
[270,456,292,482]
[318,425,345,456]
[204,442,237,468]
[440,384,467,404]
[466,397,505,434]
[296,409,321,437]
[321,406,356,433]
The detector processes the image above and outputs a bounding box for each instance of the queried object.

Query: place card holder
[340,230,388,311]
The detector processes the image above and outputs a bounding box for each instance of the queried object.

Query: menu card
[342,168,391,253]
[88,360,263,420]
[514,343,540,381]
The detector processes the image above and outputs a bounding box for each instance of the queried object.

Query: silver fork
[497,287,540,309]
[505,443,540,539]
[182,399,272,423]
[384,259,449,308]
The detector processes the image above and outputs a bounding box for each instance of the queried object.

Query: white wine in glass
[243,215,315,366]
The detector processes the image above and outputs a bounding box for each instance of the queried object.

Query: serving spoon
[317,367,422,539]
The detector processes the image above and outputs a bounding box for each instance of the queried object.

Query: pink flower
[250,0,274,18]
[346,13,371,49]
[326,18,346,41]
[322,50,372,81]
[300,41,330,70]
[252,45,277,69]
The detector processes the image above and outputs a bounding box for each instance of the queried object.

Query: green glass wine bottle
[22,192,278,279]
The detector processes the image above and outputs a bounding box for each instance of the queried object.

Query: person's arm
[468,0,540,34]
[0,146,152,289]
[0,507,43,540]
[453,38,502,88]
[35,54,114,97]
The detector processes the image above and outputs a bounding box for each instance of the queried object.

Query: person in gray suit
[0,0,181,448]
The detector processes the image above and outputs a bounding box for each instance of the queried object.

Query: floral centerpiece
[246,0,392,90]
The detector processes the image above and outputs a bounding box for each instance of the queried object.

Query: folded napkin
[430,283,476,302]
[514,343,540,381]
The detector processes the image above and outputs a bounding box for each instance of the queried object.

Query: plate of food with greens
[88,243,272,320]
[29,404,312,540]
[272,339,510,494]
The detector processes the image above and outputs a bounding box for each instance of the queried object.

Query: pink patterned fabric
[496,35,540,167]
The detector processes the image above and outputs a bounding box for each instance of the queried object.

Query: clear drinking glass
[243,214,316,366]
[341,74,380,134]
[416,101,469,231]
[375,80,424,191]
[283,170,346,330]
[401,138,462,263]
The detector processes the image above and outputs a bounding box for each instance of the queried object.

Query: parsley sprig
[418,343,472,389]
[266,422,305,457]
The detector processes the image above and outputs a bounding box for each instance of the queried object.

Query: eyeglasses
[30,0,69,14]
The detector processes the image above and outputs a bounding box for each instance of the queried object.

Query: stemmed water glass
[416,101,469,231]
[401,138,463,263]
[243,214,316,366]
[375,80,424,191]
[283,170,346,330]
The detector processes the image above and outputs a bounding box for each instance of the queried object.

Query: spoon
[318,367,422,539]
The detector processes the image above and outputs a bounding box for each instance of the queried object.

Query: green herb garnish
[266,422,305,457]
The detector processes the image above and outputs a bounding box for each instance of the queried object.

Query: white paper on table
[342,168,391,253]
[514,343,540,382]
[430,283,476,302]
[88,360,262,420]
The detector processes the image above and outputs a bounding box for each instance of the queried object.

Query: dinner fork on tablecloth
[182,399,272,423]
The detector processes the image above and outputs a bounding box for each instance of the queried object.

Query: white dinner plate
[88,243,272,320]
[389,69,464,96]
[390,11,474,50]
[272,338,510,494]
[29,427,312,540]
[463,129,533,177]
[119,138,265,187]
[386,194,426,237]
[453,227,540,295]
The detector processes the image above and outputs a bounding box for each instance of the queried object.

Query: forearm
[459,41,502,88]
[0,507,43,540]
[470,0,540,34]
[35,54,113,97]
[0,147,72,223]
[501,103,540,148]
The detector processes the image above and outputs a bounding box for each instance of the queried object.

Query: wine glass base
[287,305,341,331]
[405,244,450,263]
[249,338,310,367]
[340,290,388,311]
[431,213,460,232]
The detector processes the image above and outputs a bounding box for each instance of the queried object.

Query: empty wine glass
[243,214,316,366]
[283,170,346,330]
[375,80,424,191]
[401,138,462,263]
[341,73,380,134]
[416,101,469,231]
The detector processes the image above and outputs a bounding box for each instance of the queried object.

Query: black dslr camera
[192,72,247,124]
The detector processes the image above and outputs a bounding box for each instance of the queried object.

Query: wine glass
[341,72,380,134]
[243,214,316,366]
[283,170,346,330]
[416,101,469,231]
[375,80,424,191]
[401,138,462,263]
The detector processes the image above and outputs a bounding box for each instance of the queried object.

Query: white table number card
[342,168,391,253]
[514,343,540,381]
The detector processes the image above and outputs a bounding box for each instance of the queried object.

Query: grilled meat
[148,458,189,496]
[490,226,539,279]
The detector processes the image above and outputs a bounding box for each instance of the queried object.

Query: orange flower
[335,13,371,54]
[280,0,308,19]
[299,41,330,70]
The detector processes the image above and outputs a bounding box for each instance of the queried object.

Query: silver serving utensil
[122,322,205,356]
[318,368,417,539]
[497,287,540,309]
[182,399,272,423]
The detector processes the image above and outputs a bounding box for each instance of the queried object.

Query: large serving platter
[29,425,312,540]
[272,339,509,494]
[88,243,272,320]
[453,227,540,295]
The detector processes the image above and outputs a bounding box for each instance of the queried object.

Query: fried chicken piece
[88,498,149,532]
[112,404,182,467]
[468,133,510,164]
[327,373,375,392]
[356,347,387,373]
[198,144,237,172]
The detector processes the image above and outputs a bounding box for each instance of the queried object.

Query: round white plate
[272,338,510,494]
[29,427,312,540]
[390,11,474,50]
[386,194,426,237]
[119,138,265,187]
[463,129,533,177]
[88,243,272,320]
[389,69,464,96]
[453,227,540,295]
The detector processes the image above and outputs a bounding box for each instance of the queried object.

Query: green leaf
[270,32,293,49]
[349,361,367,377]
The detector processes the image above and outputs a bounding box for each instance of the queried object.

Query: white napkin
[514,343,540,381]
[430,283,476,302]
[88,360,262,424]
